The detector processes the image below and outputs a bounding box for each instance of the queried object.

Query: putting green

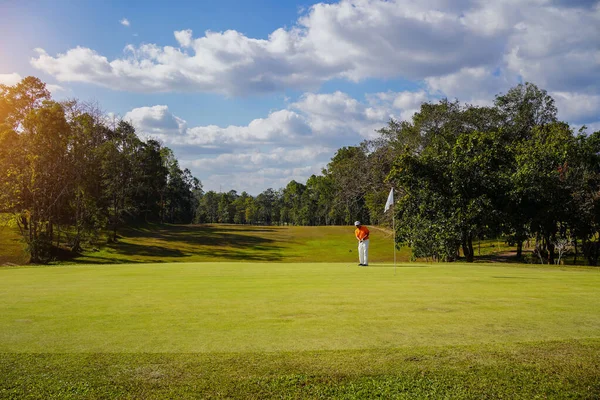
[1,262,599,353]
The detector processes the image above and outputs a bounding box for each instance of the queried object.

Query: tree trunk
[461,233,474,262]
[30,219,38,263]
[461,235,469,261]
[516,241,523,258]
[546,234,555,265]
[467,234,474,262]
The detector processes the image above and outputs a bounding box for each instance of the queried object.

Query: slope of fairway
[71,224,412,265]
[1,262,599,353]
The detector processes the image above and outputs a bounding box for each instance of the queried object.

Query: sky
[1,0,599,195]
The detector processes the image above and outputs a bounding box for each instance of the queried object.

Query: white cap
[354,221,361,226]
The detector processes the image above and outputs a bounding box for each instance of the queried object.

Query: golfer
[354,221,369,266]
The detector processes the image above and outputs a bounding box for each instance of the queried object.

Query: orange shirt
[355,226,370,241]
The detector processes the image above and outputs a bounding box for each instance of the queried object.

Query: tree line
[0,77,201,263]
[2,77,600,265]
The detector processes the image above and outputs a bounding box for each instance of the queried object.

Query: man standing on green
[354,221,370,266]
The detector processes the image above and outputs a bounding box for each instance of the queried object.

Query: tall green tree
[324,146,369,225]
[16,101,71,262]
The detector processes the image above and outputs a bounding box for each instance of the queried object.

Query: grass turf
[67,224,412,265]
[1,262,599,398]
[2,341,599,399]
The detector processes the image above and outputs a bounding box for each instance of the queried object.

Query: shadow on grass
[363,264,431,268]
[473,252,528,264]
[77,224,286,264]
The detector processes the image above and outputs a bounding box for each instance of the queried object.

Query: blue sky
[1,0,599,194]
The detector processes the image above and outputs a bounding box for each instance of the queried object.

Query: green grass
[2,341,599,399]
[69,224,411,265]
[1,262,599,398]
[2,263,599,352]
[0,217,28,266]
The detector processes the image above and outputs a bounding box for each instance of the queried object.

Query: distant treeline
[3,78,600,265]
[0,77,201,263]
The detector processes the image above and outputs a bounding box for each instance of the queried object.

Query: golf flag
[384,188,394,212]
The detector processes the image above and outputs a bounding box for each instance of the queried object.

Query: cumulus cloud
[30,0,508,95]
[0,73,22,86]
[124,105,187,140]
[425,67,517,106]
[503,2,600,93]
[46,84,66,96]
[123,89,431,193]
[30,0,600,120]
[120,18,130,27]
[552,92,600,123]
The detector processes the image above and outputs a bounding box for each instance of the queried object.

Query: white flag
[384,188,394,212]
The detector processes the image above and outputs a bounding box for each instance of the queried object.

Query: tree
[100,121,144,241]
[325,146,369,225]
[0,76,202,263]
[494,82,557,141]
[0,76,51,130]
[256,188,278,225]
[511,122,577,264]
[16,101,71,262]
[451,129,509,261]
[281,181,307,225]
[136,139,168,223]
[197,191,219,223]
[244,196,258,224]
[64,103,110,251]
[233,192,250,224]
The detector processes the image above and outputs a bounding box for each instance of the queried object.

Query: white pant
[358,239,369,265]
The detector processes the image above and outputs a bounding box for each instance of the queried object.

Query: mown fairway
[70,224,410,265]
[1,261,600,398]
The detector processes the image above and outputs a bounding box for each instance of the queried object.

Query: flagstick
[393,204,396,276]
[384,187,396,275]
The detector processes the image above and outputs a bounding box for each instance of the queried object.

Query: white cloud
[390,90,430,120]
[31,0,507,95]
[584,121,600,134]
[0,73,22,86]
[502,1,600,92]
[29,0,600,122]
[124,105,187,140]
[123,90,421,193]
[120,18,130,27]
[187,148,332,194]
[174,29,193,47]
[552,92,600,123]
[46,84,66,96]
[425,67,517,106]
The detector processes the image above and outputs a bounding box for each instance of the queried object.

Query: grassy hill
[69,223,515,265]
[69,224,412,264]
[1,262,599,398]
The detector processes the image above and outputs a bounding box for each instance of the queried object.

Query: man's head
[354,221,361,227]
